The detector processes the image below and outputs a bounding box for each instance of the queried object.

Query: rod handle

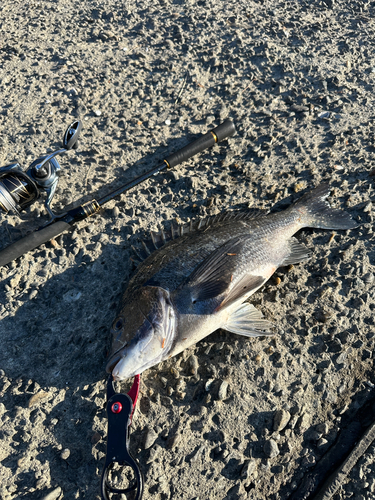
[0,220,71,267]
[165,118,236,169]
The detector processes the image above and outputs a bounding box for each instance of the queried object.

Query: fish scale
[107,183,357,380]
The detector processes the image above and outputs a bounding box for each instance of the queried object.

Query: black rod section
[97,119,235,206]
[0,119,236,267]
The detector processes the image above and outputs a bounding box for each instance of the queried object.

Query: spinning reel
[0,118,236,267]
[0,120,82,220]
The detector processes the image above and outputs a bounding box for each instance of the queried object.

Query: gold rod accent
[164,159,171,168]
[210,131,218,143]
[81,199,100,217]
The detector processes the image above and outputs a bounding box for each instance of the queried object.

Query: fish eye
[113,318,124,330]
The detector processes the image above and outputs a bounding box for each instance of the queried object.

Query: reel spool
[0,120,81,218]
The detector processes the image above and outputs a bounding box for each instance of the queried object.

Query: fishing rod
[0,118,236,267]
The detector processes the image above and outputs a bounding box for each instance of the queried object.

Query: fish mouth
[105,352,123,374]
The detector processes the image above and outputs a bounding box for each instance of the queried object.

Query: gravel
[1,0,375,499]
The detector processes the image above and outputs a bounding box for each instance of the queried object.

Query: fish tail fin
[292,183,358,230]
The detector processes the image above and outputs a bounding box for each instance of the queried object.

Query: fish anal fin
[223,302,274,337]
[282,237,311,266]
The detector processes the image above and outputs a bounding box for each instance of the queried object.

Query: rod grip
[0,220,71,267]
[165,118,236,169]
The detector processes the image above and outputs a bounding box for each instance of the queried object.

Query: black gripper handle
[165,118,236,169]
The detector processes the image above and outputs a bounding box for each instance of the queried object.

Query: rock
[240,460,258,479]
[28,391,49,408]
[301,454,316,467]
[316,438,328,447]
[144,428,158,449]
[309,430,323,441]
[41,488,62,500]
[273,409,291,431]
[362,272,374,284]
[297,413,311,432]
[336,351,348,365]
[315,422,329,435]
[60,449,70,460]
[205,379,214,392]
[187,354,199,375]
[191,445,208,463]
[218,380,229,400]
[263,439,279,458]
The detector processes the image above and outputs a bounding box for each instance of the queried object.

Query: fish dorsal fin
[223,302,274,337]
[200,208,268,228]
[133,209,269,263]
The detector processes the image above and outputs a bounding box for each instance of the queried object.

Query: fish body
[106,184,357,380]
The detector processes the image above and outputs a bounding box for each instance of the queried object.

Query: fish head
[106,286,176,380]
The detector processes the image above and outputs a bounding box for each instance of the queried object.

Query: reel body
[0,120,81,219]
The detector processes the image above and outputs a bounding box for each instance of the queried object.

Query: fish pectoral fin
[190,280,229,302]
[223,302,274,337]
[184,236,246,302]
[281,237,312,266]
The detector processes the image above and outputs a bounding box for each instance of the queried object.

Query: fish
[106,183,357,381]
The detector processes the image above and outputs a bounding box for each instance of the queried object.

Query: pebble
[297,413,311,431]
[41,488,62,500]
[301,454,316,467]
[363,201,372,213]
[273,409,290,431]
[316,438,328,447]
[187,354,199,376]
[29,290,38,300]
[144,428,158,449]
[159,376,168,388]
[336,351,348,365]
[60,448,70,460]
[28,391,49,408]
[218,380,229,400]
[94,109,102,116]
[315,422,329,435]
[240,460,258,479]
[0,403,6,416]
[309,430,323,441]
[263,439,279,458]
[205,379,214,392]
[363,272,374,285]
[190,445,207,463]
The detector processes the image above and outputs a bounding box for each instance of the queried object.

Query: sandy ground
[1,0,375,499]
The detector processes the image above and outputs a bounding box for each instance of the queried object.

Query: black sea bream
[106,184,357,380]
